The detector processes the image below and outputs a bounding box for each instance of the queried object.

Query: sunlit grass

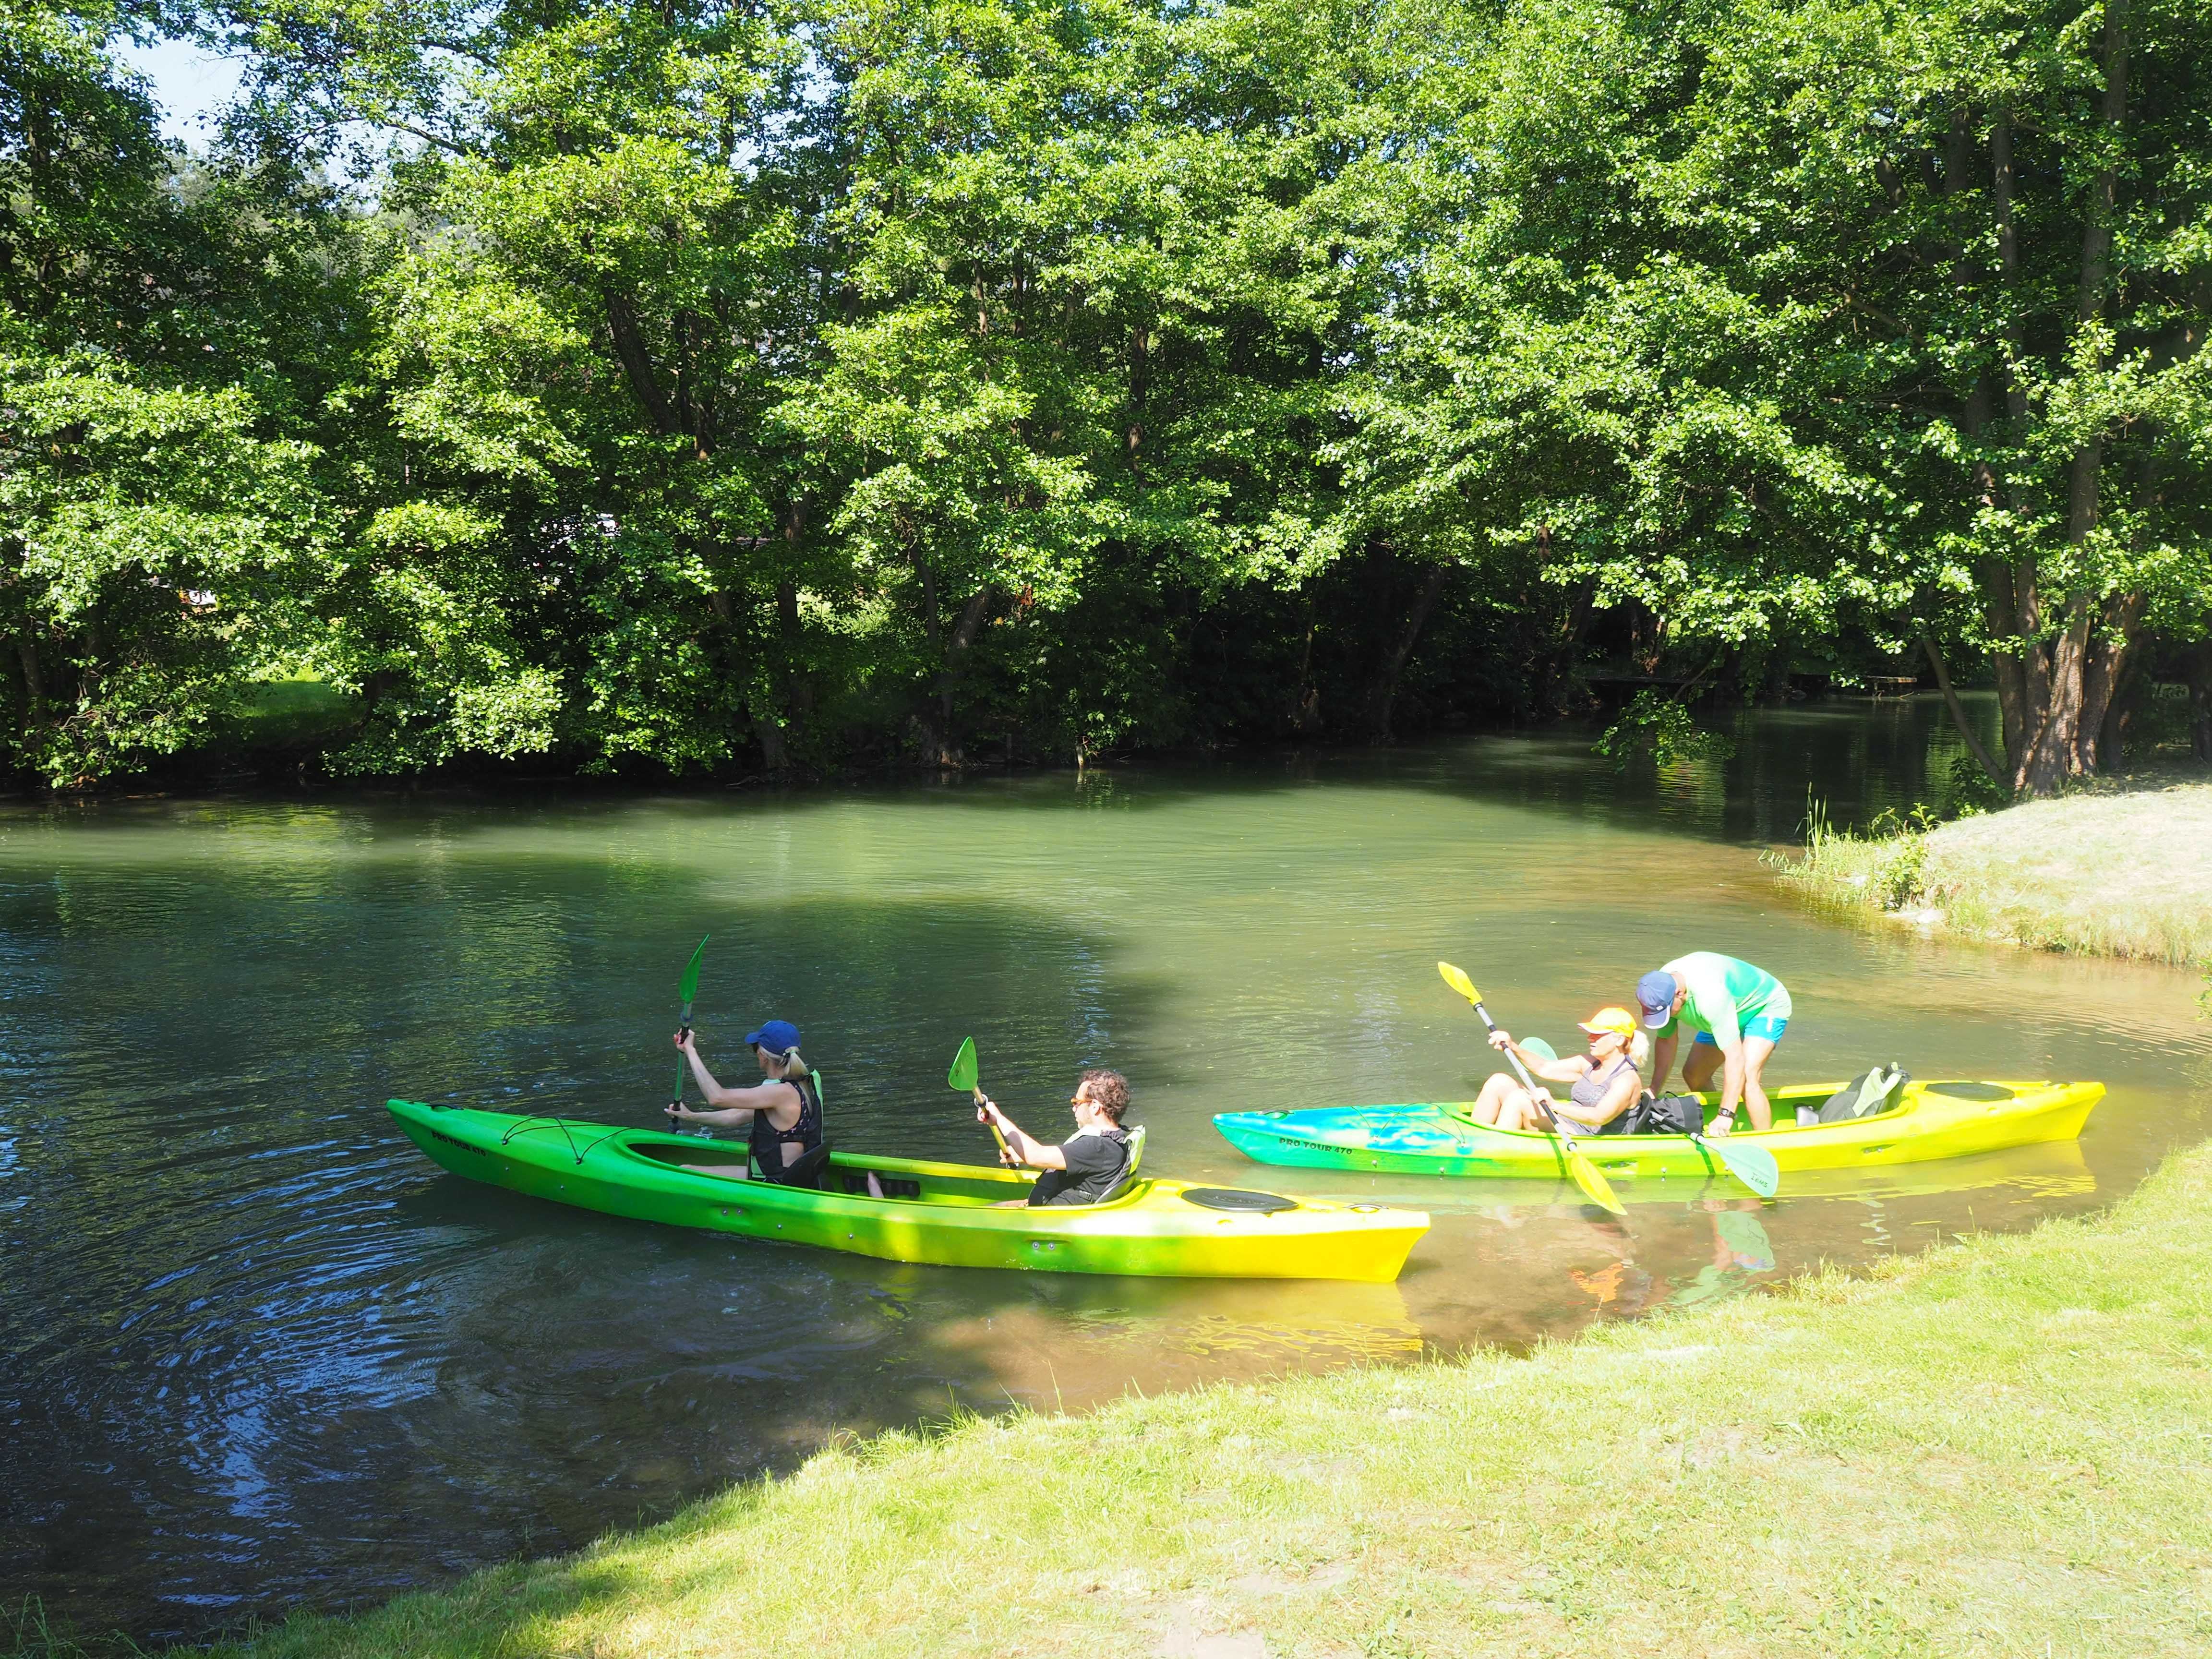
[15,1140,2197,1657]
[219,677,361,751]
[1775,773,2212,966]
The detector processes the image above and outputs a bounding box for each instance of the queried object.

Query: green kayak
[388,1098,1429,1281]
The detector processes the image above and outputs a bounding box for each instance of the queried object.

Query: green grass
[1773,772,2212,967]
[218,677,362,752]
[27,1141,2212,1658]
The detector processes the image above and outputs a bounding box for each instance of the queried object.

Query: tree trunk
[1988,6,2133,797]
[1366,563,1449,741]
[937,587,991,749]
[2034,0,2130,791]
[753,708,789,771]
[1983,108,2032,775]
[914,558,990,766]
[2189,638,2212,764]
[1290,605,1322,736]
[775,495,813,748]
[2090,621,2145,772]
[15,635,43,717]
[605,290,678,436]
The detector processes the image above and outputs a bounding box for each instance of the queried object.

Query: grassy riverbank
[1773,773,2212,967]
[20,1142,2208,1658]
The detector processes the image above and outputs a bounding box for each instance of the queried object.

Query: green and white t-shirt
[1655,952,1791,1047]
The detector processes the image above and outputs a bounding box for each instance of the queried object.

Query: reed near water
[1771,775,2212,970]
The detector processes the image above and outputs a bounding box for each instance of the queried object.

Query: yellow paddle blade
[1437,961,1479,1003]
[1563,1143,1627,1216]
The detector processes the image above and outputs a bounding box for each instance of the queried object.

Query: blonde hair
[1629,1030,1652,1071]
[761,1046,811,1081]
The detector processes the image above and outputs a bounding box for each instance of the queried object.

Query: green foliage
[3,0,2209,787]
[1946,750,2008,815]
[1593,689,1736,770]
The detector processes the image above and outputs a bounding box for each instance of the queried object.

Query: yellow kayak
[1214,1079,2105,1182]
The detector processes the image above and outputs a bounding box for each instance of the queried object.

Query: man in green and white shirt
[1635,952,1793,1134]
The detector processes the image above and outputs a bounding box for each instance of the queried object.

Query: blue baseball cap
[744,1019,802,1056]
[1635,971,1680,1029]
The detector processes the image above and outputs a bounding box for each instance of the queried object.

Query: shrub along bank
[28,1141,2203,1658]
[1773,775,2212,969]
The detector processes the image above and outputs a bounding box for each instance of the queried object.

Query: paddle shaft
[1470,998,1582,1142]
[670,998,695,1114]
[972,1086,1015,1164]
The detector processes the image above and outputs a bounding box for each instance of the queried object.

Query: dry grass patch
[1773,773,2212,966]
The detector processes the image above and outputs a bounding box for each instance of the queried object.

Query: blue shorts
[1692,1014,1789,1046]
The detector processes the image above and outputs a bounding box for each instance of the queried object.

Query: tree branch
[1920,632,2004,788]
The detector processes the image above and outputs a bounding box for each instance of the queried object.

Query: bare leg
[1469,1072,1533,1127]
[1739,1035,1779,1130]
[1498,1094,1539,1133]
[1681,1041,1721,1093]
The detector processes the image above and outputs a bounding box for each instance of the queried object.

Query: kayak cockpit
[617,1136,1029,1208]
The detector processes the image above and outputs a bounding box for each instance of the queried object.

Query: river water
[5,696,2209,1644]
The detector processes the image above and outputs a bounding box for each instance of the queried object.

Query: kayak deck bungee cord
[1212,1079,2104,1182]
[388,1099,1430,1282]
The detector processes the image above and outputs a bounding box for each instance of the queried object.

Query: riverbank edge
[27,1136,2204,1659]
[1767,774,2212,969]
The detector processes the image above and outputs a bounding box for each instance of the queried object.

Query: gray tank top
[1570,1054,1638,1114]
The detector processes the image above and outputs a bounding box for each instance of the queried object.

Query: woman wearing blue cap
[667,1018,826,1184]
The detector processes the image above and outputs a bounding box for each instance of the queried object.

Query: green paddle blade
[1520,1036,1560,1063]
[678,936,709,1003]
[1701,1133,1781,1199]
[947,1036,979,1093]
[1438,961,1479,1003]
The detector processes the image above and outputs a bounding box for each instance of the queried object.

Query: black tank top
[748,1073,822,1182]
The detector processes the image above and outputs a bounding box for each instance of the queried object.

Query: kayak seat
[771,1140,836,1190]
[1815,1064,1911,1124]
[1097,1126,1147,1203]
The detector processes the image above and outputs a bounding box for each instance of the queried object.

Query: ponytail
[1629,1030,1652,1071]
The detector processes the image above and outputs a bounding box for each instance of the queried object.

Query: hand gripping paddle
[1438,961,1625,1215]
[948,1036,1012,1165]
[670,936,709,1120]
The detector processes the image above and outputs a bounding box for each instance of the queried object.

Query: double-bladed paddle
[668,936,709,1122]
[1687,1109,1779,1199]
[1437,962,1779,1201]
[1437,961,1624,1216]
[948,1036,1014,1165]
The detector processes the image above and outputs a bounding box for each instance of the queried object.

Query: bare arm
[669,1034,799,1125]
[1490,1030,1584,1085]
[977,1096,1069,1170]
[1715,1040,1746,1120]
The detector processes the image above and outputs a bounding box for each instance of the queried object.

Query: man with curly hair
[975,1067,1133,1206]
